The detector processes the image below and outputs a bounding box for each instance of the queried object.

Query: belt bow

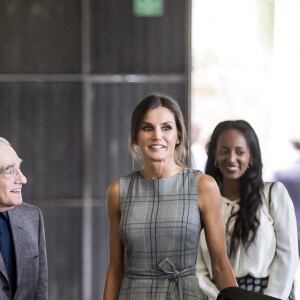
[158,258,195,299]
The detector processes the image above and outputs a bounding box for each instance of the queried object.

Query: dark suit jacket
[0,203,48,300]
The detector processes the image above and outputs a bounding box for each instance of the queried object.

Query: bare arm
[103,178,124,300]
[198,174,237,291]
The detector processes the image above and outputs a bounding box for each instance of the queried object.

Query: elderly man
[0,137,48,299]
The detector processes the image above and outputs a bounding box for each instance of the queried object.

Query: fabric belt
[125,258,196,300]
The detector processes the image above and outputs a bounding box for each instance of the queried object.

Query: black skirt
[236,274,294,300]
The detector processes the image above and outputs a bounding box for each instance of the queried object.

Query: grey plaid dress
[119,168,208,300]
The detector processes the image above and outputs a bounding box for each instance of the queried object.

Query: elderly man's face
[0,144,27,211]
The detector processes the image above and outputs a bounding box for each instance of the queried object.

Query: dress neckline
[137,167,186,181]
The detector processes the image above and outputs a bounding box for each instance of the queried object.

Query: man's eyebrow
[3,164,15,171]
[2,160,23,171]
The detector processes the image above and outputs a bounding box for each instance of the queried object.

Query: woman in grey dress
[103,93,237,299]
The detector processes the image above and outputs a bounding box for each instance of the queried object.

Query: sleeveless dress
[119,168,208,300]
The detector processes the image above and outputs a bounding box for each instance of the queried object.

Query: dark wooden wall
[0,0,191,299]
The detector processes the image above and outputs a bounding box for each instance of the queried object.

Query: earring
[248,161,253,168]
[214,160,218,168]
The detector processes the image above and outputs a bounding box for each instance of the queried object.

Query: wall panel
[0,0,191,299]
[0,1,81,73]
[90,0,188,73]
[0,82,82,200]
[43,206,82,300]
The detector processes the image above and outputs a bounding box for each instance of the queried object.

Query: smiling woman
[103,93,237,300]
[196,120,299,300]
[215,129,252,184]
[129,93,188,169]
[135,106,181,178]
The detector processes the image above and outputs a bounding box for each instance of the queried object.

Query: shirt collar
[0,211,9,220]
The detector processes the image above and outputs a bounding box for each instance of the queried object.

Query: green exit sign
[133,0,164,17]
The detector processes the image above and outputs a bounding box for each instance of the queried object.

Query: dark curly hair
[205,120,263,255]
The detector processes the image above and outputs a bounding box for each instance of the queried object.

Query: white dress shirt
[196,181,299,300]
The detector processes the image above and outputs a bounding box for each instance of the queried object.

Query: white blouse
[196,181,299,300]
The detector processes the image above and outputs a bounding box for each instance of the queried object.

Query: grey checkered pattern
[119,168,208,300]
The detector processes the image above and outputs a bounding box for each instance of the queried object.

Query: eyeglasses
[0,164,24,179]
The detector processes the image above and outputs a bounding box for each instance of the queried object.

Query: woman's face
[136,106,179,164]
[215,129,251,181]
